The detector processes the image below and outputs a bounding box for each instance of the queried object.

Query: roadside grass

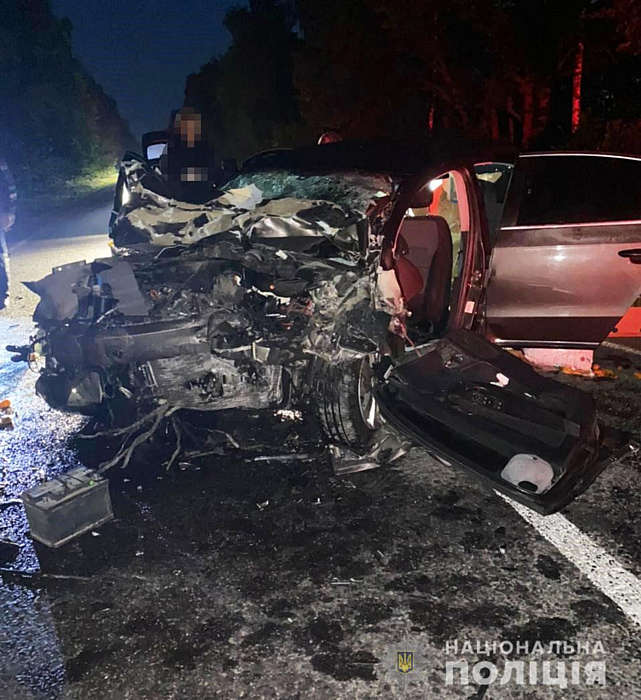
[66,165,118,194]
[18,164,117,215]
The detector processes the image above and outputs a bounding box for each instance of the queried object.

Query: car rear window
[515,155,641,226]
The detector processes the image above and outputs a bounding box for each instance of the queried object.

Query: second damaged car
[14,142,641,514]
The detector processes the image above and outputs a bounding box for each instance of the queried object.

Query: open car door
[485,153,641,347]
[376,330,603,514]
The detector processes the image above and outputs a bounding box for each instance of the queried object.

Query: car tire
[316,356,382,450]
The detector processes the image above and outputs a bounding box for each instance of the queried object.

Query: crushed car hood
[23,164,404,418]
[110,158,391,250]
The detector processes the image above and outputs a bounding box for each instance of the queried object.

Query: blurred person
[0,158,16,310]
[164,107,218,203]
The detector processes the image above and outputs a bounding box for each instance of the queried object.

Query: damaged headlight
[35,369,105,414]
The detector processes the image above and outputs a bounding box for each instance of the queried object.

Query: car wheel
[317,355,382,450]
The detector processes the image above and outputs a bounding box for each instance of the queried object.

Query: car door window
[486,152,641,346]
[509,154,641,226]
[425,172,469,282]
[394,169,480,340]
[474,163,514,245]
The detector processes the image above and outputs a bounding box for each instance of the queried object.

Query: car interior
[394,171,465,339]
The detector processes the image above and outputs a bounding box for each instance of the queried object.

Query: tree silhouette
[185,0,641,158]
[0,0,133,192]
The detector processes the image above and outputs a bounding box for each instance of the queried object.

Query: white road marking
[500,494,641,626]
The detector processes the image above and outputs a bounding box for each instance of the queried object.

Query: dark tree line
[0,0,133,194]
[186,0,641,161]
[185,0,306,161]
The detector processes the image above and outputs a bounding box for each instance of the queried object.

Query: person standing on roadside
[0,158,16,310]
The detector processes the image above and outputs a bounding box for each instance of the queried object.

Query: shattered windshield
[223,169,393,216]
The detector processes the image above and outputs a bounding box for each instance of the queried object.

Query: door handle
[618,249,641,264]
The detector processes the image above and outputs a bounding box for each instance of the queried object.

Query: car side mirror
[141,130,169,163]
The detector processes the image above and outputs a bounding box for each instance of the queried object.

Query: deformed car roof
[241,138,518,177]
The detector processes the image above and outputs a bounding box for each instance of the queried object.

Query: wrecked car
[13,141,641,514]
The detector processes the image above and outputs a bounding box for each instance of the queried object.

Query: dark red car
[19,141,641,514]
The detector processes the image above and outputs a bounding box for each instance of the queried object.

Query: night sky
[51,0,242,141]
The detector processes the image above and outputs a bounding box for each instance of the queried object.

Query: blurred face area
[174,108,202,148]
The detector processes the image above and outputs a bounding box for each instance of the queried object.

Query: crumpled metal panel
[25,259,148,322]
[26,160,408,416]
[25,261,91,322]
[111,159,389,252]
[96,261,149,317]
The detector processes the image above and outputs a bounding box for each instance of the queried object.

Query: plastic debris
[375,550,390,565]
[274,409,303,422]
[0,399,13,430]
[251,453,314,463]
[591,364,617,380]
[557,363,618,379]
[216,183,263,210]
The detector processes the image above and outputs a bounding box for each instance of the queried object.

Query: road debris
[275,409,303,422]
[0,568,92,586]
[591,364,618,380]
[21,467,114,548]
[251,453,315,463]
[0,399,14,429]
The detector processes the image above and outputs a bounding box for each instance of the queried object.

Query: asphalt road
[1,197,641,698]
[3,191,113,318]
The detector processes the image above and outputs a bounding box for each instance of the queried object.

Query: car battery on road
[22,466,113,548]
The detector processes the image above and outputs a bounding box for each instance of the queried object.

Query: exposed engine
[23,249,316,416]
[13,158,404,422]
